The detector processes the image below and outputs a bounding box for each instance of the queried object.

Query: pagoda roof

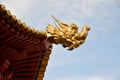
[0,4,51,80]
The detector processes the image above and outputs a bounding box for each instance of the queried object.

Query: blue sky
[0,0,120,80]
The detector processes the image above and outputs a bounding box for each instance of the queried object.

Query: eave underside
[0,4,52,80]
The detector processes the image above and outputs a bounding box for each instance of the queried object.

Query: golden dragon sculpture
[46,16,90,50]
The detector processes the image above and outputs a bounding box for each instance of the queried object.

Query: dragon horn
[51,15,59,22]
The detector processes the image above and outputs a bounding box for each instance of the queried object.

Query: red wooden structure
[0,5,53,80]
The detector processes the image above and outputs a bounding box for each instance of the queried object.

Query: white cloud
[49,72,120,80]
[0,0,107,19]
[46,75,111,80]
[88,76,106,80]
[1,0,35,16]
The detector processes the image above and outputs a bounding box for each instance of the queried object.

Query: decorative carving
[46,16,90,50]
